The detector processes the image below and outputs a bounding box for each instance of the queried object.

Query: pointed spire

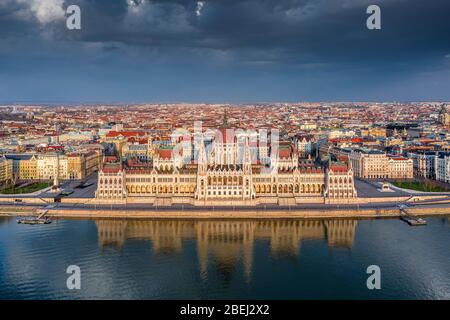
[198,136,207,173]
[243,136,252,172]
[222,108,228,127]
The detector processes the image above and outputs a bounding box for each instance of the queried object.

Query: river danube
[0,216,449,299]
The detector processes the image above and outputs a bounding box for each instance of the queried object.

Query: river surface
[0,216,449,299]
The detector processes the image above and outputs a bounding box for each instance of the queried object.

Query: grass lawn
[392,181,449,192]
[0,182,51,194]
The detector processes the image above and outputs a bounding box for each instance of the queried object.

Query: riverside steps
[398,205,427,226]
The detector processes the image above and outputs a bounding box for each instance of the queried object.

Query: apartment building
[37,153,68,180]
[387,156,414,179]
[4,154,37,180]
[408,151,436,179]
[67,150,101,180]
[121,143,148,161]
[349,148,414,180]
[18,154,38,180]
[296,137,312,158]
[349,149,389,179]
[435,152,450,183]
[0,156,13,185]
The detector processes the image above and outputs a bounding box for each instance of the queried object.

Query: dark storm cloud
[2,0,450,64]
[67,1,450,58]
[0,0,449,102]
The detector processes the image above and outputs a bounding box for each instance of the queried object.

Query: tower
[50,153,61,193]
[243,136,252,173]
[222,108,228,127]
[198,136,208,174]
[242,136,254,200]
[195,135,208,200]
[146,137,155,161]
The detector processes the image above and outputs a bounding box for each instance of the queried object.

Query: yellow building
[67,153,85,180]
[68,150,101,180]
[85,150,101,176]
[361,127,387,138]
[0,156,13,185]
[4,154,38,181]
[19,154,38,180]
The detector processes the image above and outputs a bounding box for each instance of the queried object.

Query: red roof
[329,165,349,173]
[102,165,121,174]
[48,145,64,150]
[278,148,291,158]
[105,155,118,163]
[329,137,362,144]
[298,166,322,173]
[216,128,236,143]
[106,131,146,138]
[158,149,172,159]
[127,169,154,174]
[419,139,437,144]
[127,137,149,144]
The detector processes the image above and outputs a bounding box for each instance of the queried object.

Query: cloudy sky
[0,0,449,103]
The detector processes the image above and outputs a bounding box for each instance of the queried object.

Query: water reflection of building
[196,220,255,281]
[96,219,357,279]
[324,220,357,248]
[97,219,193,254]
[0,217,11,225]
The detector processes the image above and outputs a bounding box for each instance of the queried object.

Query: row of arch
[125,183,334,195]
[207,175,243,185]
[326,189,356,198]
[254,183,325,194]
[100,178,122,185]
[127,184,196,194]
[329,177,353,184]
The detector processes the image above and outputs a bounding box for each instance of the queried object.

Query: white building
[37,153,68,180]
[408,152,436,179]
[96,127,357,205]
[297,137,312,158]
[349,149,388,179]
[387,156,413,179]
[435,153,450,183]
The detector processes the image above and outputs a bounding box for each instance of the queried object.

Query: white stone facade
[96,133,357,204]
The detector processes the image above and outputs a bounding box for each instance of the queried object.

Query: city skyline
[2,100,450,105]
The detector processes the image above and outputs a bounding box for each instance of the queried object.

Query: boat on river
[17,217,52,225]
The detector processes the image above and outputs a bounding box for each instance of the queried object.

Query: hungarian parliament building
[95,122,357,205]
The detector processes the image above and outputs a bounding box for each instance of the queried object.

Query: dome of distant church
[439,105,450,126]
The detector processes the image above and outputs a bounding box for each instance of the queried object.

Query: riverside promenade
[1,200,450,219]
[1,178,450,219]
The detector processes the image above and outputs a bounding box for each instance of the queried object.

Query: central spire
[222,108,228,128]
